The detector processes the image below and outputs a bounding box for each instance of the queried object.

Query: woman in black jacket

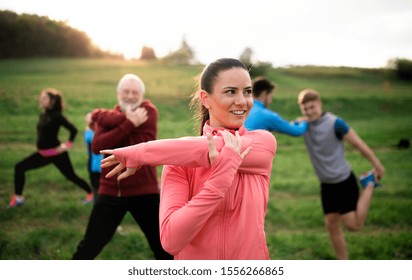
[7,88,93,208]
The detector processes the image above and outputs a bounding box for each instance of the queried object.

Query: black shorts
[321,172,360,215]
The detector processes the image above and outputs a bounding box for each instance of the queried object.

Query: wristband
[65,141,73,149]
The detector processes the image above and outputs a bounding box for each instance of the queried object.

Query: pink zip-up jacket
[112,122,277,259]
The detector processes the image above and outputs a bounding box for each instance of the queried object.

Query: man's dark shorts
[321,172,360,215]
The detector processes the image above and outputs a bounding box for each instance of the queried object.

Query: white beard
[119,100,140,112]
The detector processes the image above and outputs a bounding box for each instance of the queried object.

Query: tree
[238,47,272,78]
[162,37,196,65]
[140,46,156,60]
[387,58,412,81]
[0,10,120,59]
[239,47,253,65]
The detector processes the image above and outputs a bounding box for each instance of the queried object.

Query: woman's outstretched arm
[101,130,276,180]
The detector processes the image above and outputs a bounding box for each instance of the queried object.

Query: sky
[1,0,412,68]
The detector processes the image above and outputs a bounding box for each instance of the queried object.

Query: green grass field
[0,58,411,259]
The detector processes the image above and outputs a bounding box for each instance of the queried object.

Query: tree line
[1,10,411,81]
[0,10,120,59]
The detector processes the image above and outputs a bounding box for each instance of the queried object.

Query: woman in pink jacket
[101,58,277,260]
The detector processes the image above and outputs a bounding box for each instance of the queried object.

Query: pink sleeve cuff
[113,143,146,167]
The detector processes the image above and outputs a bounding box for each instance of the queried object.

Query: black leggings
[14,151,92,195]
[72,194,173,260]
[88,171,101,194]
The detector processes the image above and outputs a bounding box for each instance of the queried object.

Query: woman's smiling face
[202,67,253,129]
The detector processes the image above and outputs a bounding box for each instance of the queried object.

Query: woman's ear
[200,90,210,109]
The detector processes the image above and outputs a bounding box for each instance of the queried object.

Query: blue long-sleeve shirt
[84,129,103,173]
[245,100,308,136]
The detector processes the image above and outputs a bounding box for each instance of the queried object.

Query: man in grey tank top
[297,89,385,260]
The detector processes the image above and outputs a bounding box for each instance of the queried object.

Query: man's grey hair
[117,73,145,94]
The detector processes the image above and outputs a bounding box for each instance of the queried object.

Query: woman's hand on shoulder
[206,131,250,166]
[221,130,251,159]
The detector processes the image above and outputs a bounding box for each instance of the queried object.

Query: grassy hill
[0,58,411,259]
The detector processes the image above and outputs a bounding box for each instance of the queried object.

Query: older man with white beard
[72,74,173,260]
